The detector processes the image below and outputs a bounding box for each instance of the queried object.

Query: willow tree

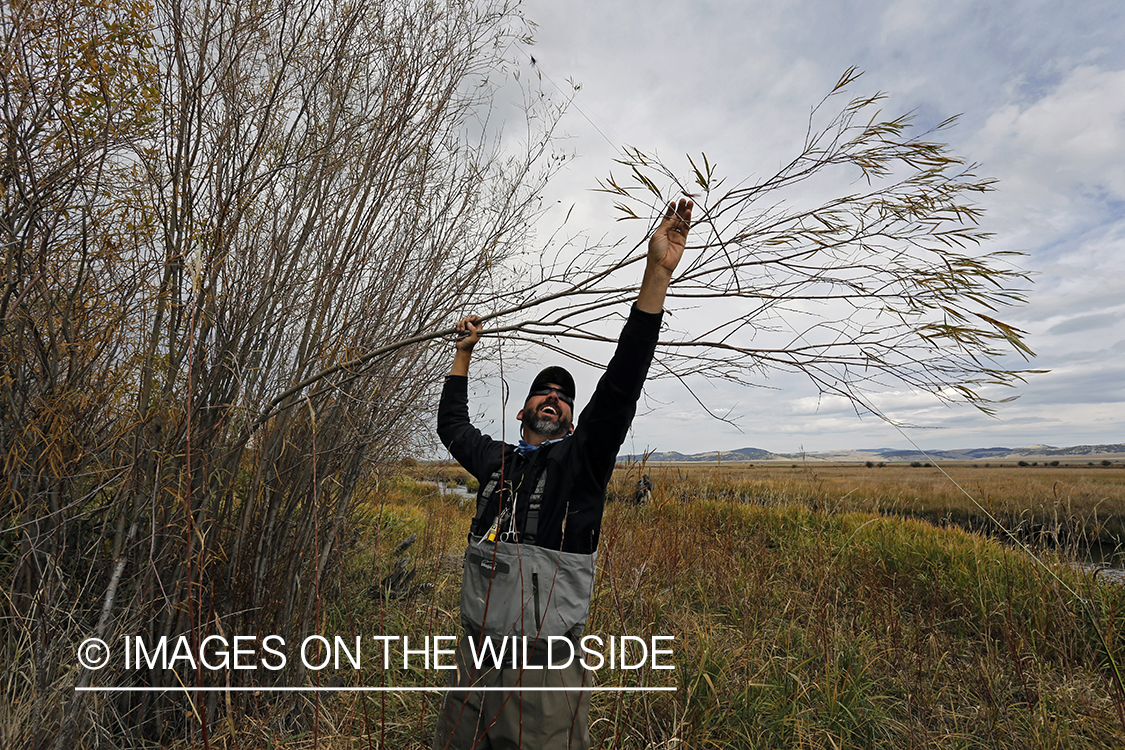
[2,3,163,743]
[3,0,565,746]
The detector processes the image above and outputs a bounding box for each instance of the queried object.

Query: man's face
[518,383,574,440]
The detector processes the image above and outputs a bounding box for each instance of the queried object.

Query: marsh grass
[168,466,1125,748]
[616,462,1125,551]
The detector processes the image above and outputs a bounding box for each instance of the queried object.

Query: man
[434,198,693,749]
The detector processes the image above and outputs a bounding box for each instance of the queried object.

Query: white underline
[76,686,676,693]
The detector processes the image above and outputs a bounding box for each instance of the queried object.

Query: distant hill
[619,443,1125,463]
[621,446,784,463]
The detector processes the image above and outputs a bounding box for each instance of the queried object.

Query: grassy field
[614,461,1125,555]
[221,462,1125,749]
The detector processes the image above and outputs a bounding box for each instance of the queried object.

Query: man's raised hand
[450,315,483,376]
[637,198,693,314]
[647,198,693,274]
[455,315,483,352]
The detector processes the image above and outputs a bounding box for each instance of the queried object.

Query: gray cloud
[1047,313,1123,335]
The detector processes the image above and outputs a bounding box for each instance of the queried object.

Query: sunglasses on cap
[528,386,573,407]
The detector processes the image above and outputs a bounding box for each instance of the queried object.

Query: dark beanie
[526,366,576,403]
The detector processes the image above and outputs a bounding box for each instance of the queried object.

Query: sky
[450,0,1125,456]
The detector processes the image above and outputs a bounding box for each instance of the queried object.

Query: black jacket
[437,304,662,554]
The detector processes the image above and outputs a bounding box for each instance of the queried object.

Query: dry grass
[21,464,1106,747]
[209,465,1125,749]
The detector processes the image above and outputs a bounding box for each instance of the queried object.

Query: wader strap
[474,469,503,527]
[522,470,549,544]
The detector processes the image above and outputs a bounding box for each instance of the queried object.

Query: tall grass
[215,465,1125,749]
[591,496,1124,748]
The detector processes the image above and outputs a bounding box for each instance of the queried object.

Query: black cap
[526,366,576,404]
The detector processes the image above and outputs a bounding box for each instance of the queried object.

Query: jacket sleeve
[569,304,662,487]
[437,375,504,481]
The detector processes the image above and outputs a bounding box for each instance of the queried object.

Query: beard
[521,403,572,440]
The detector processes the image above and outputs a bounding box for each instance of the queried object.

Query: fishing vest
[460,465,597,640]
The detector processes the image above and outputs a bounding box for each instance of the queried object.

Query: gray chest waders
[460,467,596,640]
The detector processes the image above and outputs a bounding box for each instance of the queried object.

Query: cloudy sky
[455,0,1125,456]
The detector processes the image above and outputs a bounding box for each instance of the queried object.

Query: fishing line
[506,42,1121,699]
[472,260,518,546]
